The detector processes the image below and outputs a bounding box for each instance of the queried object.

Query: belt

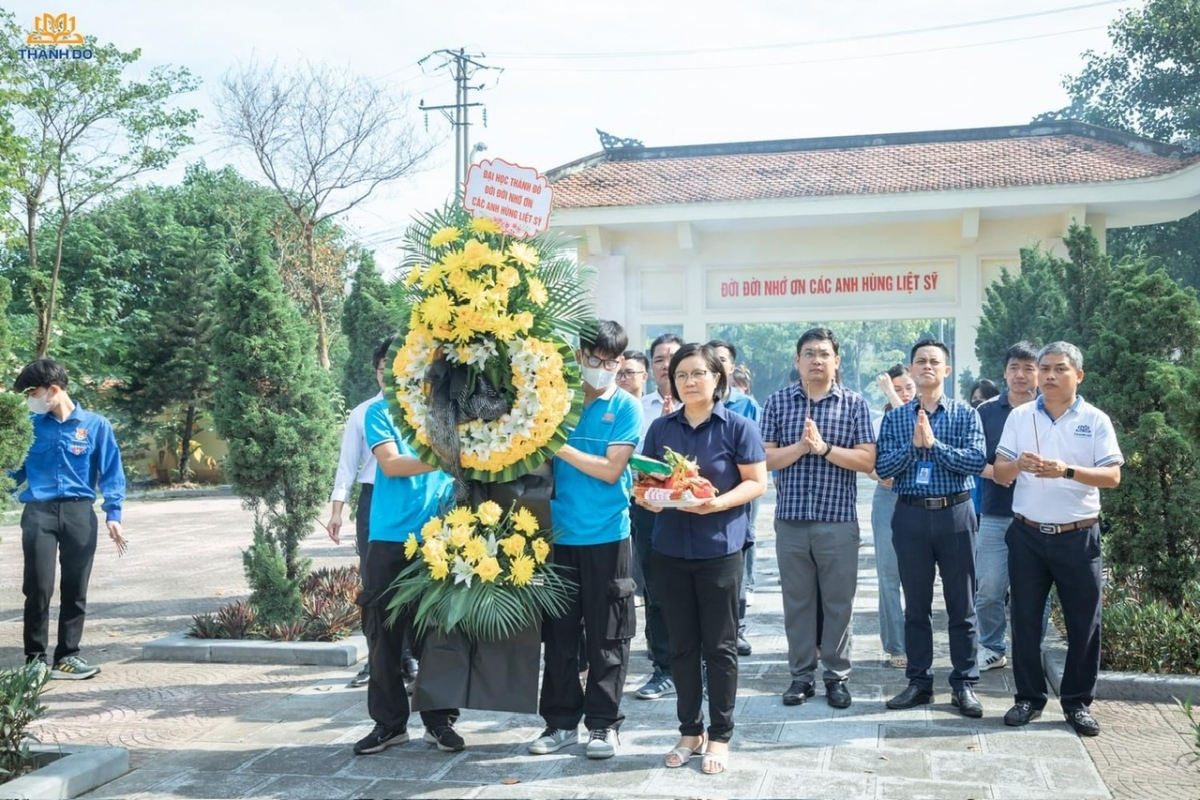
[1014,513,1098,535]
[898,491,971,510]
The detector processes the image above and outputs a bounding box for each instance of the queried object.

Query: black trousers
[22,499,98,664]
[1007,518,1102,712]
[360,539,457,732]
[540,538,635,732]
[891,500,980,691]
[654,549,742,743]
[631,504,671,673]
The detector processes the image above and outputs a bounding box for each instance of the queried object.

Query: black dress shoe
[886,684,934,709]
[736,632,752,657]
[1064,709,1101,737]
[825,681,852,709]
[951,687,983,718]
[782,679,815,706]
[1004,700,1043,727]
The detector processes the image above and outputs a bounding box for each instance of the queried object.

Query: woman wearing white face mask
[528,321,642,761]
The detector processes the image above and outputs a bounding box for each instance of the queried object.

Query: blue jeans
[975,514,1011,655]
[870,484,904,657]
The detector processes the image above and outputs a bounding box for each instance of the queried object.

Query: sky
[8,0,1135,272]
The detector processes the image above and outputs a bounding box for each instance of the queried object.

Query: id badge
[915,460,934,486]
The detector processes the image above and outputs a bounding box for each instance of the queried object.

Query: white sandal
[664,736,706,768]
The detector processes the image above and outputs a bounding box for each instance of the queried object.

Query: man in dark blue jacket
[12,359,126,680]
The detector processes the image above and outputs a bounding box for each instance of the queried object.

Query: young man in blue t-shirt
[353,399,461,756]
[529,320,642,760]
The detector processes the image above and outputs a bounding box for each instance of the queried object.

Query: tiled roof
[548,123,1200,209]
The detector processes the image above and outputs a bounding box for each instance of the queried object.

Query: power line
[501,25,1106,74]
[417,49,501,197]
[491,0,1122,60]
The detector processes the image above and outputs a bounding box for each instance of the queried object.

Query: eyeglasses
[582,354,620,370]
[616,370,645,379]
[673,370,713,384]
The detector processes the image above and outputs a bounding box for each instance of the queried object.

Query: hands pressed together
[1016,451,1070,479]
[911,409,936,449]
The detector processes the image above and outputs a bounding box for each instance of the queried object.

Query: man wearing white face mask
[11,358,126,681]
[530,320,642,761]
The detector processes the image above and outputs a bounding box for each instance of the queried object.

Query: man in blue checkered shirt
[762,327,876,710]
[876,339,986,718]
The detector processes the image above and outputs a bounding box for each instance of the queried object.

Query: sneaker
[635,669,676,700]
[423,723,465,752]
[528,727,579,755]
[586,727,619,759]
[354,724,409,754]
[978,647,1008,672]
[349,663,370,688]
[745,590,755,607]
[50,656,99,680]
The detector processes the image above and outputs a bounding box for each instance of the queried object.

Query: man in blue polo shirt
[352,399,461,756]
[529,320,642,761]
[12,359,126,681]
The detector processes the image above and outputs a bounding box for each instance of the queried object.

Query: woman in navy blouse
[638,343,767,776]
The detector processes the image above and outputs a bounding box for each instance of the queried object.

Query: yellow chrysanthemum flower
[512,507,540,535]
[428,557,450,581]
[445,507,476,527]
[515,311,535,332]
[420,293,455,327]
[463,536,489,564]
[526,276,548,306]
[476,501,503,527]
[474,556,502,583]
[421,518,444,541]
[495,265,521,289]
[404,264,424,286]
[500,533,527,559]
[507,242,540,270]
[531,538,550,564]
[404,533,419,560]
[470,216,502,235]
[507,554,535,586]
[449,523,473,549]
[430,226,461,248]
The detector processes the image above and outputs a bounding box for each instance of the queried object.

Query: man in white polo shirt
[992,341,1123,737]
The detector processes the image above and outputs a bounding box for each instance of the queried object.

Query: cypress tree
[0,276,34,506]
[339,250,392,404]
[211,230,339,589]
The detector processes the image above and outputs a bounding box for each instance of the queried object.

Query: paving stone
[776,719,881,748]
[335,745,464,781]
[759,768,876,799]
[359,779,484,798]
[875,776,995,799]
[929,750,1051,790]
[1039,755,1113,796]
[643,758,767,798]
[152,744,267,772]
[246,775,374,799]
[828,745,931,780]
[242,744,357,776]
[133,770,274,799]
[79,767,175,798]
[979,728,1089,759]
[440,752,556,784]
[881,725,981,752]
[536,752,661,793]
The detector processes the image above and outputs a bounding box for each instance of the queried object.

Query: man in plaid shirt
[876,339,986,717]
[762,327,876,710]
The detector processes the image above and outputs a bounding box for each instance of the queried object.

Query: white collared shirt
[329,391,384,502]
[639,390,669,453]
[996,396,1123,523]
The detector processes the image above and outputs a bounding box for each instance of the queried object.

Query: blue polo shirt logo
[75,428,88,440]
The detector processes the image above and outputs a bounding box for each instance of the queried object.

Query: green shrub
[0,663,49,782]
[242,521,304,629]
[1101,582,1200,674]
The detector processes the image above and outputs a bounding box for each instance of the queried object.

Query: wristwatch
[823,442,834,459]
[1064,466,1076,480]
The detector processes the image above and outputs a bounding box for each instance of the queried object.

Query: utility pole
[418,49,499,197]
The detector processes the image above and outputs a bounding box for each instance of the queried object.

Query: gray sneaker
[586,727,619,759]
[635,669,675,700]
[528,726,579,754]
[51,655,99,680]
[978,647,1008,672]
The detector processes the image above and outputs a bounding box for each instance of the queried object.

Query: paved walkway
[0,489,1195,799]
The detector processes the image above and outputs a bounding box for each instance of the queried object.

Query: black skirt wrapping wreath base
[411,473,554,714]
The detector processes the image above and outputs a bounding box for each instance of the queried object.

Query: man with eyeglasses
[530,320,642,760]
[325,335,419,690]
[11,358,126,681]
[631,333,683,702]
[762,328,876,710]
[877,339,986,718]
[615,351,649,399]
